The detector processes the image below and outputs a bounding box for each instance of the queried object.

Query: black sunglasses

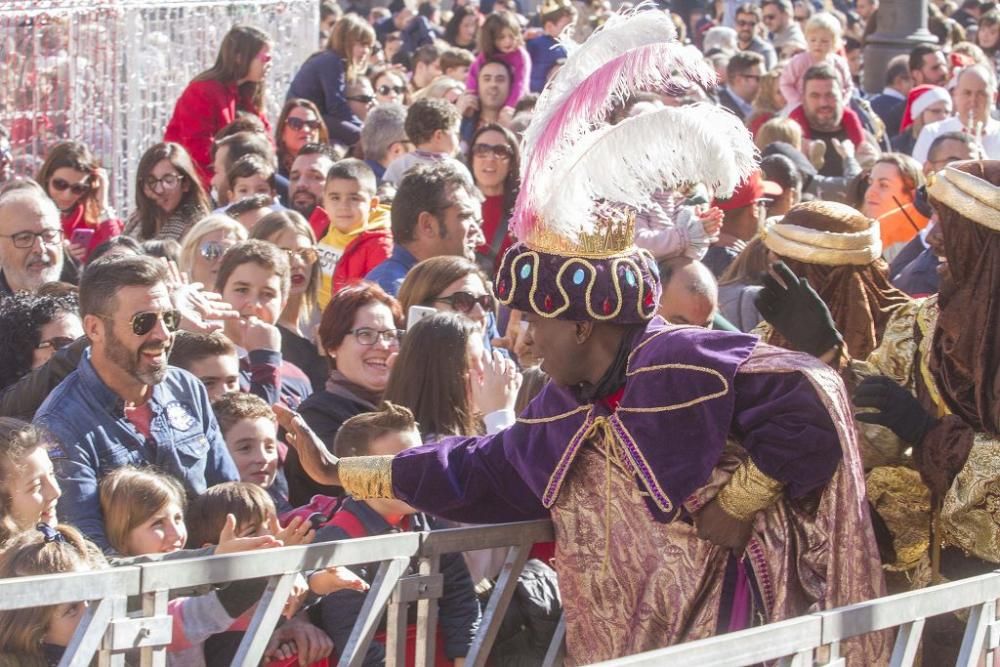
[377,84,407,96]
[51,177,92,196]
[472,143,513,161]
[36,336,76,351]
[346,94,376,105]
[286,117,323,132]
[112,310,182,336]
[434,291,495,313]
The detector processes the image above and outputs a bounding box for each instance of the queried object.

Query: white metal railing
[11,521,1000,667]
[0,520,558,667]
[593,569,1000,667]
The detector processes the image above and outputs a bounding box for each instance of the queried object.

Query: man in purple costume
[276,8,889,665]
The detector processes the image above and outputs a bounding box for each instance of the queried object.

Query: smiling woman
[125,142,211,243]
[289,282,403,505]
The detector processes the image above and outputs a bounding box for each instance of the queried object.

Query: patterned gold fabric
[717,459,783,521]
[551,346,889,666]
[338,456,395,500]
[858,296,1000,570]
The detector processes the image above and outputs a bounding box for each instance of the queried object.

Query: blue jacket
[287,50,363,147]
[526,35,566,93]
[364,244,418,296]
[36,352,239,551]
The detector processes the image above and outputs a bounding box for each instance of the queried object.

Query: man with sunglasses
[34,255,239,550]
[733,3,776,70]
[0,190,65,297]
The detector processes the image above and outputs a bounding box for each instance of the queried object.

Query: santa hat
[899,85,952,134]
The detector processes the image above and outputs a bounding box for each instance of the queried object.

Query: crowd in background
[0,0,998,663]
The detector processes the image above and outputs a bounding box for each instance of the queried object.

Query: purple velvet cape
[391,318,843,524]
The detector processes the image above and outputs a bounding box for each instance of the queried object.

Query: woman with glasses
[290,282,404,504]
[398,256,495,332]
[275,99,329,179]
[287,15,376,150]
[164,25,273,189]
[0,291,82,391]
[251,210,325,390]
[369,67,409,106]
[124,142,210,242]
[35,141,123,264]
[178,214,248,289]
[466,124,519,275]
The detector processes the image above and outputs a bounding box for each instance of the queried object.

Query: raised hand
[755,261,842,357]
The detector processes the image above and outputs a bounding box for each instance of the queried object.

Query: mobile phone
[407,305,438,329]
[70,228,94,247]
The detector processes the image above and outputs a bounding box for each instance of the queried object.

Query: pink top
[466,47,531,109]
[779,51,853,109]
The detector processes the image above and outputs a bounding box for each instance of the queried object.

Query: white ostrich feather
[534,104,758,236]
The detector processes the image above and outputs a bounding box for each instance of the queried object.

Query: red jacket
[61,204,123,263]
[163,79,270,189]
[331,227,393,294]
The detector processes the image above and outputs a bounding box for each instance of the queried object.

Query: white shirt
[912,115,1000,163]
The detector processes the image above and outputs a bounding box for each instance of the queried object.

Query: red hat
[899,85,952,134]
[711,170,782,211]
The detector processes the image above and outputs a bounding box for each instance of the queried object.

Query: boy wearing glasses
[316,159,393,306]
[34,255,240,551]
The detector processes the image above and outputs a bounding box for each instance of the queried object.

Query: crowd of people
[1,0,1000,664]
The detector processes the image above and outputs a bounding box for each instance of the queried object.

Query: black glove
[754,262,842,357]
[854,376,937,445]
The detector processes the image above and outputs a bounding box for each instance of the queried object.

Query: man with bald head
[913,65,1000,162]
[657,256,718,328]
[0,188,64,296]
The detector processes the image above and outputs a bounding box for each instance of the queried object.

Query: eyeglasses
[346,94,376,106]
[349,327,404,346]
[434,291,495,313]
[123,310,182,336]
[199,240,233,262]
[36,336,76,351]
[283,247,319,265]
[377,84,407,96]
[0,228,63,248]
[472,143,513,161]
[50,177,92,196]
[257,51,272,64]
[286,117,323,132]
[143,173,183,192]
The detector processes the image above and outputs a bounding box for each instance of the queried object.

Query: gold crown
[539,0,573,15]
[523,208,638,258]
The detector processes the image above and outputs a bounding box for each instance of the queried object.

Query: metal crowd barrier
[593,570,1000,667]
[10,520,1000,667]
[0,520,557,667]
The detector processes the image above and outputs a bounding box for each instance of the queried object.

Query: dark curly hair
[0,292,80,390]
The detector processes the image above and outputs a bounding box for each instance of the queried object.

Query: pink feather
[513,42,717,239]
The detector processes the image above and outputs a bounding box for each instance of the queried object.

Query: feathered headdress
[494,4,758,323]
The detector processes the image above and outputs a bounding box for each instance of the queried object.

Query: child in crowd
[0,418,61,545]
[170,331,241,402]
[226,154,278,206]
[226,193,276,230]
[440,47,475,83]
[98,468,319,666]
[0,524,107,665]
[526,0,576,92]
[212,391,292,513]
[779,13,853,109]
[381,98,473,187]
[315,402,481,666]
[316,159,393,305]
[186,482,367,665]
[215,240,314,408]
[466,13,531,116]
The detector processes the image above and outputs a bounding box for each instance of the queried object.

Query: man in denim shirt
[35,256,238,551]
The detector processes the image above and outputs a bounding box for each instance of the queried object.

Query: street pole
[863,0,937,95]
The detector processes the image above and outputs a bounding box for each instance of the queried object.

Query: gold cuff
[716,459,783,522]
[338,456,396,500]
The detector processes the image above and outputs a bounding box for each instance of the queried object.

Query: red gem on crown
[643,291,655,309]
[498,280,507,297]
[544,294,554,311]
[602,298,612,314]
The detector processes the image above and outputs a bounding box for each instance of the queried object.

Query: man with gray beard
[34,255,238,550]
[0,190,64,296]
